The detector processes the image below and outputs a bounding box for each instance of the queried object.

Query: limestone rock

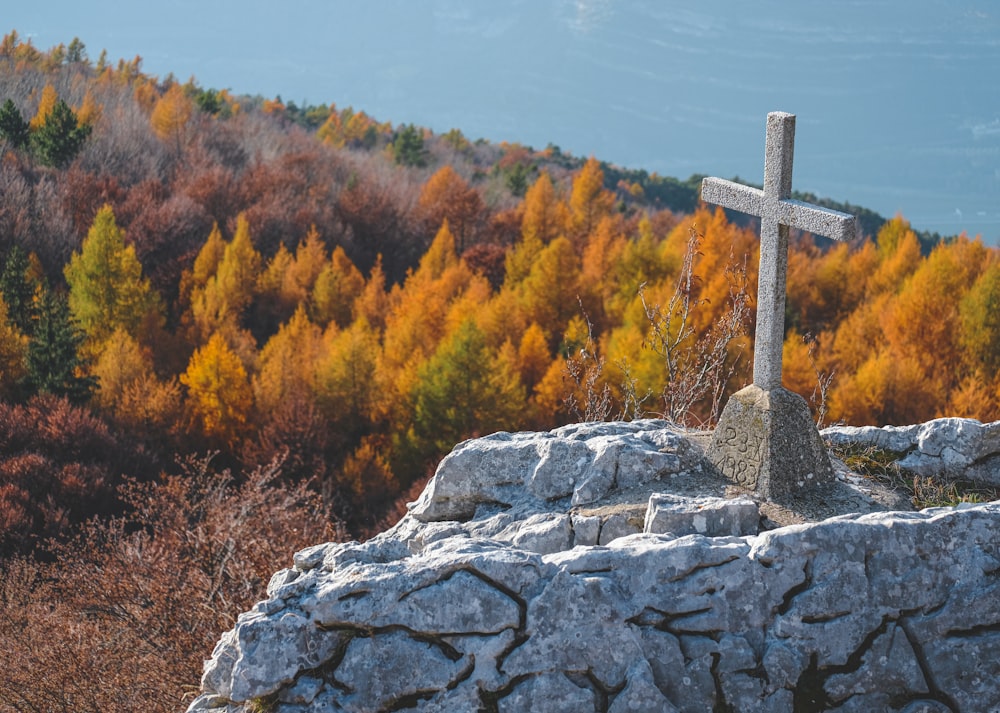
[644,493,759,537]
[409,421,690,523]
[823,417,1000,484]
[497,672,599,713]
[189,419,1000,712]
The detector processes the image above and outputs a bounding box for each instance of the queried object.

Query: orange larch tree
[417,165,484,253]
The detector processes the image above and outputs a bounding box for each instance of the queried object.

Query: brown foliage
[0,395,153,555]
[60,167,126,238]
[417,164,485,253]
[0,455,343,713]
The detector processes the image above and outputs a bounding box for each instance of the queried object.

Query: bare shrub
[640,227,752,427]
[563,309,613,423]
[0,454,343,713]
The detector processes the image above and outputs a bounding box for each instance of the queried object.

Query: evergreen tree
[26,289,96,403]
[0,246,38,333]
[31,99,92,168]
[0,99,29,149]
[392,124,426,167]
[66,37,87,64]
[405,319,524,469]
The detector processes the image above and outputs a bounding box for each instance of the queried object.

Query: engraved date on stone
[715,426,763,488]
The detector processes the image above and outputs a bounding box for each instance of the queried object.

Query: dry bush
[0,394,154,555]
[0,454,343,713]
[640,227,752,426]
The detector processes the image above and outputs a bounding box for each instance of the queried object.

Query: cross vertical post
[701,112,856,391]
[700,112,858,499]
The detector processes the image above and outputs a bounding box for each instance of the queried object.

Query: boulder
[823,418,1000,484]
[189,419,1000,712]
[644,493,759,537]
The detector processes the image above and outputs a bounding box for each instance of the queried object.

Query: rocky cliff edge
[188,419,1000,712]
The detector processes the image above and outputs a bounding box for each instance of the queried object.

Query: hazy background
[9,0,1000,241]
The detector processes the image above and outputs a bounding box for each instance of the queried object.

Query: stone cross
[701,112,858,500]
[701,111,856,390]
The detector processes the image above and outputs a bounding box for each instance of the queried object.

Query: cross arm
[701,177,858,243]
[701,177,764,218]
[775,199,857,243]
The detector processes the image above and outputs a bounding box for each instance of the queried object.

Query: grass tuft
[832,444,1000,509]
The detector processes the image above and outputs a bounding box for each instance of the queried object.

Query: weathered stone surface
[498,672,599,713]
[190,420,1000,713]
[597,512,642,544]
[499,512,572,555]
[571,513,602,546]
[607,660,678,712]
[824,417,1000,485]
[332,630,472,712]
[409,420,690,523]
[644,493,759,537]
[201,609,344,701]
[708,384,835,497]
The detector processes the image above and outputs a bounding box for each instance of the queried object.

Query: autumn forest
[1,32,999,711]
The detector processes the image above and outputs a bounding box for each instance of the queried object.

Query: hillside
[1,32,999,712]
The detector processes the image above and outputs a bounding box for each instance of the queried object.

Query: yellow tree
[314,317,381,453]
[521,171,565,245]
[181,332,253,446]
[253,306,323,416]
[960,263,1000,376]
[883,237,989,388]
[417,165,484,252]
[352,257,392,334]
[417,219,459,282]
[65,204,161,352]
[580,215,627,332]
[150,83,193,153]
[258,228,330,324]
[76,89,102,127]
[90,327,152,412]
[568,157,615,248]
[518,236,581,348]
[0,294,27,397]
[90,327,181,434]
[257,243,294,299]
[180,223,226,305]
[504,230,544,288]
[29,83,58,131]
[312,246,365,328]
[316,107,343,146]
[868,215,922,297]
[191,214,261,348]
[286,227,328,301]
[517,322,553,393]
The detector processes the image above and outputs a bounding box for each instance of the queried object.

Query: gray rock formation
[824,417,1000,485]
[189,420,1000,713]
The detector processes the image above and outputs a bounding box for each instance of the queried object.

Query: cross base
[707,385,834,500]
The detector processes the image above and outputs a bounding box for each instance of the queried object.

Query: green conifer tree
[0,99,29,149]
[0,246,38,333]
[402,319,525,475]
[30,99,91,167]
[392,124,427,167]
[26,289,96,403]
